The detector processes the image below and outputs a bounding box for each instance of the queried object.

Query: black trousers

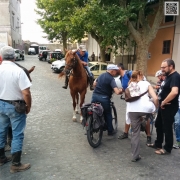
[155,105,178,152]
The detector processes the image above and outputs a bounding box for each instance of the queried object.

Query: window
[12,15,14,28]
[90,65,99,71]
[165,16,174,22]
[162,40,171,54]
[101,65,107,70]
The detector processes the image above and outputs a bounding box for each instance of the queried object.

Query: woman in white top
[126,71,159,162]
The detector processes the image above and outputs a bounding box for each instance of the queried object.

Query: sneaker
[146,136,151,145]
[173,142,180,149]
[118,132,128,139]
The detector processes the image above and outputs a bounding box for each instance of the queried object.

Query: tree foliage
[35,0,164,74]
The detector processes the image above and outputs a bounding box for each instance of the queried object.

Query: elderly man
[92,64,122,135]
[62,45,94,90]
[0,46,32,173]
[148,59,180,155]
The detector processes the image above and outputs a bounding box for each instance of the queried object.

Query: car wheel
[59,66,65,73]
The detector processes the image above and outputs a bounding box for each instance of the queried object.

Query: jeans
[155,105,178,153]
[0,100,26,154]
[174,109,180,142]
[84,66,92,77]
[91,93,113,132]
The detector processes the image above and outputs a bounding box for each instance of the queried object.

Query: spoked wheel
[87,116,103,148]
[150,112,157,135]
[111,103,118,132]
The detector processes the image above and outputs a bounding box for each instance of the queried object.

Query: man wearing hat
[92,64,122,135]
[62,45,94,90]
[0,46,31,173]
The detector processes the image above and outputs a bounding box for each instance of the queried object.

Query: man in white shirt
[0,46,32,173]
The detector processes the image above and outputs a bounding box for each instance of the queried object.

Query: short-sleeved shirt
[158,71,180,106]
[120,70,132,90]
[93,72,117,98]
[0,61,32,100]
[76,51,88,63]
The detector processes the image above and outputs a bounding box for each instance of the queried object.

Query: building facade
[0,0,22,48]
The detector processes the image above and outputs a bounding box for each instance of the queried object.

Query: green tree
[99,0,164,75]
[35,0,77,52]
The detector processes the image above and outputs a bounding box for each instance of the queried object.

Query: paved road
[1,55,180,180]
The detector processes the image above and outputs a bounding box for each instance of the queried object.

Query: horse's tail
[59,71,65,78]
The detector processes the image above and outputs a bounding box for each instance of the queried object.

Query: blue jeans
[0,100,26,154]
[91,93,113,132]
[174,109,180,142]
[84,66,92,77]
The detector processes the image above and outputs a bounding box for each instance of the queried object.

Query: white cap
[79,45,86,51]
[155,70,162,77]
[107,64,119,70]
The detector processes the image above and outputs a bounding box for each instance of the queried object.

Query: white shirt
[126,81,156,124]
[0,61,32,100]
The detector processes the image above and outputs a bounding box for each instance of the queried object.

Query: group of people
[91,59,180,162]
[0,45,180,175]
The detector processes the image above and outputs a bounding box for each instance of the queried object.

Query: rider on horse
[62,45,94,90]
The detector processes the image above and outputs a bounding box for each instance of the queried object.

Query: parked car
[38,50,51,61]
[14,49,24,61]
[28,48,36,55]
[47,51,65,64]
[88,62,108,78]
[51,58,65,73]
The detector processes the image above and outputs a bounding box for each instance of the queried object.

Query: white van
[28,48,36,55]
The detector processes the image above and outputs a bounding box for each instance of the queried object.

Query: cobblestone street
[1,55,180,180]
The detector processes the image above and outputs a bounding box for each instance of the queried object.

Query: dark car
[47,51,65,64]
[38,50,51,61]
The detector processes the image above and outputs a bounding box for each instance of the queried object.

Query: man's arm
[161,87,179,107]
[113,87,124,95]
[22,88,32,114]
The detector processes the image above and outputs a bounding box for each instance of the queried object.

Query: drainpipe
[171,16,177,59]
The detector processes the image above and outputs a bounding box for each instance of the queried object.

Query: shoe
[131,155,141,162]
[10,151,31,173]
[62,85,68,89]
[90,86,94,91]
[146,143,160,150]
[173,142,180,149]
[108,130,116,136]
[146,136,151,145]
[155,149,171,155]
[0,147,12,166]
[118,132,128,139]
[0,156,12,166]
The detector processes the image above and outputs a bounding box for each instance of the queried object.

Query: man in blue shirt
[62,45,94,90]
[92,64,122,135]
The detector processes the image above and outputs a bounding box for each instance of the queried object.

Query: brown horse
[59,50,88,122]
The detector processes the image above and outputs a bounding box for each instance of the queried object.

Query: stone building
[0,0,22,48]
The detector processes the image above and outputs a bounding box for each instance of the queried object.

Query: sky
[20,0,49,44]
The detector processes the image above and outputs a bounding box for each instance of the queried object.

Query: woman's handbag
[125,89,148,102]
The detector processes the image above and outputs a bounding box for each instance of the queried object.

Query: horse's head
[63,50,78,76]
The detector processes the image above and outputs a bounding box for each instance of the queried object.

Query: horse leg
[79,90,86,123]
[75,93,79,114]
[71,92,77,122]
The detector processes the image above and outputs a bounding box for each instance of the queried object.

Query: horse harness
[63,55,78,76]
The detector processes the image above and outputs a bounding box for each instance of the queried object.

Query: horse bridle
[63,55,78,75]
